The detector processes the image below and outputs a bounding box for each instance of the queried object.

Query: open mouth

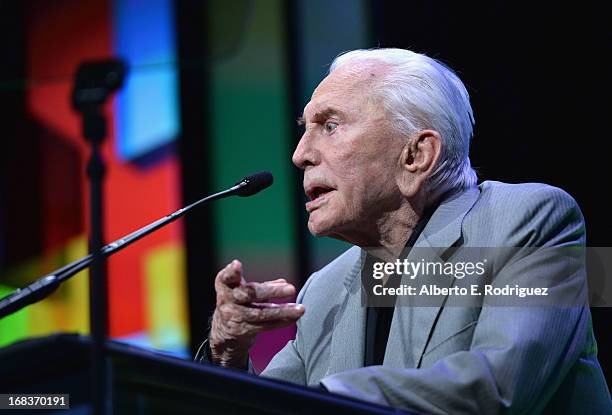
[307,186,335,202]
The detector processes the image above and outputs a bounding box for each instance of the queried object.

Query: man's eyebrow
[297,107,344,125]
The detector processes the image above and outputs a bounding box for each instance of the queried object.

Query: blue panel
[112,0,179,160]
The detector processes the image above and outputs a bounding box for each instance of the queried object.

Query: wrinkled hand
[209,259,305,368]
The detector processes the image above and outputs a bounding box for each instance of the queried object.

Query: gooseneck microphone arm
[0,171,273,320]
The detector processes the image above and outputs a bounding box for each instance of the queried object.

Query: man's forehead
[302,61,387,119]
[318,62,383,95]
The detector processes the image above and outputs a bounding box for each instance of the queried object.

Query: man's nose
[292,133,317,169]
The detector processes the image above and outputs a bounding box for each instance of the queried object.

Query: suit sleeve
[320,186,602,414]
[258,273,318,385]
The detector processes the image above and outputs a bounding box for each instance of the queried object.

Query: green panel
[296,0,372,269]
[209,0,296,282]
[0,285,30,347]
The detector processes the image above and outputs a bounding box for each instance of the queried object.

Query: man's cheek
[329,192,347,219]
[340,192,360,220]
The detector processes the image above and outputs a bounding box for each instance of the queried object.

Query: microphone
[0,171,274,319]
[232,171,274,197]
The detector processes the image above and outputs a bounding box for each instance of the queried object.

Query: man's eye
[324,121,338,133]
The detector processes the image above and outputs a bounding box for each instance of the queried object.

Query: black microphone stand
[72,59,126,415]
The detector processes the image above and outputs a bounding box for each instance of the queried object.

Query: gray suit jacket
[260,181,612,414]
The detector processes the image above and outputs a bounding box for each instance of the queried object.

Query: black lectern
[0,334,410,414]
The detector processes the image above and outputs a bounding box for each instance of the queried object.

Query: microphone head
[234,171,274,196]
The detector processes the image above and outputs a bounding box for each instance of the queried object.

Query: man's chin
[307,222,327,237]
[307,216,333,237]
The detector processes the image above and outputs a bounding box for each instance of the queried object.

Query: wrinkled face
[292,63,406,244]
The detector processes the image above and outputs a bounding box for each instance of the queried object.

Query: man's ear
[396,129,442,198]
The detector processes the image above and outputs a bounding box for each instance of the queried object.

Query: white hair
[330,48,477,202]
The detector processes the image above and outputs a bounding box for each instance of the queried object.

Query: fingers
[210,261,302,367]
[231,281,296,304]
[211,302,304,355]
[243,303,304,322]
[218,302,305,330]
[215,260,244,290]
[215,261,285,290]
[214,260,295,305]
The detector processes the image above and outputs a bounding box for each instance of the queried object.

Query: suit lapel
[384,187,481,369]
[325,187,481,375]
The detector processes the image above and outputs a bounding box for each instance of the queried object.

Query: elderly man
[197,49,611,413]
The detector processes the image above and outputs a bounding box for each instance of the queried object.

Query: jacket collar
[328,186,481,376]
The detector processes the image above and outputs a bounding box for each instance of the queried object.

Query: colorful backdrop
[0,0,369,370]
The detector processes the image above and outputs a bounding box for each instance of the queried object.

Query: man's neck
[347,199,424,262]
[369,208,420,261]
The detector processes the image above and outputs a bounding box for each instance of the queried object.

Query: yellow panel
[28,235,90,335]
[144,241,188,351]
[0,235,90,347]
